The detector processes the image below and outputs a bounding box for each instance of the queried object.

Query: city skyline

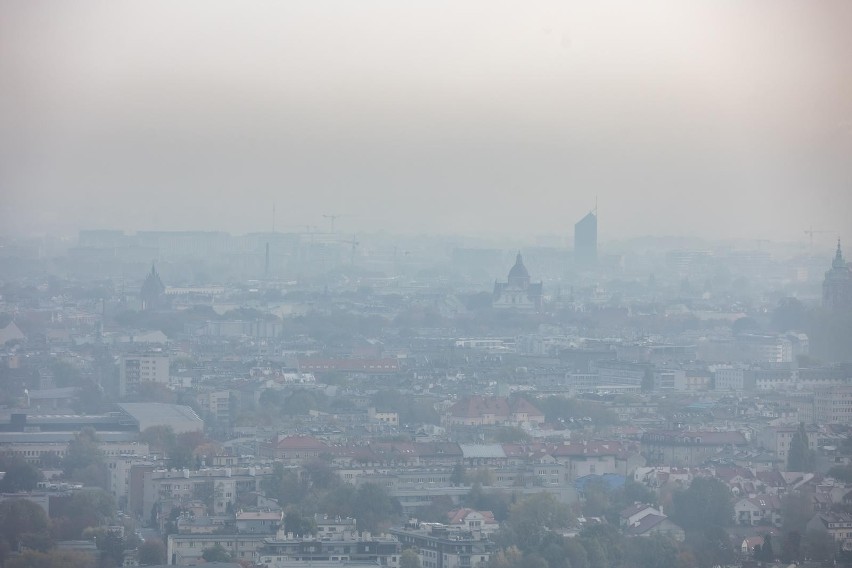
[2,1,851,243]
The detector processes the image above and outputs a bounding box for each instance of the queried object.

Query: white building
[119,354,170,397]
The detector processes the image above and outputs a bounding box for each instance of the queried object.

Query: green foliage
[780,530,801,564]
[787,423,815,472]
[494,426,531,443]
[318,483,357,518]
[284,511,317,536]
[164,431,207,470]
[139,425,177,455]
[466,467,496,486]
[138,538,166,565]
[0,499,52,556]
[201,544,232,562]
[623,534,679,568]
[351,482,402,534]
[51,488,116,540]
[502,493,574,552]
[262,463,310,506]
[755,533,773,561]
[63,428,106,486]
[465,484,513,521]
[450,463,466,486]
[400,548,421,568]
[581,477,610,518]
[0,456,44,492]
[803,529,836,562]
[370,390,440,426]
[671,477,733,531]
[417,495,455,524]
[684,525,735,568]
[781,491,813,534]
[828,464,852,483]
[93,528,125,567]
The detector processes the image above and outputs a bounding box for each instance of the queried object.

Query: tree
[284,511,317,537]
[303,459,340,491]
[418,495,455,524]
[780,530,801,564]
[52,488,116,540]
[137,538,166,565]
[450,463,466,487]
[261,463,308,507]
[671,477,733,531]
[168,431,206,470]
[685,525,735,568]
[94,528,125,567]
[582,477,611,517]
[623,534,679,568]
[755,533,773,562]
[400,548,421,568]
[828,464,852,483]
[803,529,836,562]
[781,491,813,535]
[0,457,44,492]
[63,428,106,486]
[202,544,232,562]
[318,483,356,518]
[0,499,52,560]
[351,483,402,534]
[139,425,176,455]
[503,492,574,552]
[467,468,496,486]
[787,423,815,472]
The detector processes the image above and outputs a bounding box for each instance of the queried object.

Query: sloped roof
[460,444,506,459]
[0,321,25,345]
[447,508,497,525]
[275,435,328,451]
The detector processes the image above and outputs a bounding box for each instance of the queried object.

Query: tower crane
[804,226,833,249]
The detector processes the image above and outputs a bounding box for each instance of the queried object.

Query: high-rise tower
[574,210,598,269]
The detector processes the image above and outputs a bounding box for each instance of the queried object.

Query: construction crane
[323,214,341,233]
[340,234,359,264]
[804,226,833,249]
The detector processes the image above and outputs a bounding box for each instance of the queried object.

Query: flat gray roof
[118,403,203,433]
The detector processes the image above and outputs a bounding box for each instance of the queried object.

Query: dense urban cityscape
[3,2,852,567]
[0,219,851,568]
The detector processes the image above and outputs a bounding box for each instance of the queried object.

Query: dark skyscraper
[574,210,598,269]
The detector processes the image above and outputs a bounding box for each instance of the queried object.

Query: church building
[140,264,167,311]
[824,240,852,313]
[492,253,543,311]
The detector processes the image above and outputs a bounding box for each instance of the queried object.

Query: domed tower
[507,252,530,290]
[493,252,543,311]
[823,240,852,312]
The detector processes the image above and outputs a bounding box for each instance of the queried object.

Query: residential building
[390,521,495,568]
[119,354,170,397]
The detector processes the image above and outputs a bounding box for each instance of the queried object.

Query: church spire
[834,239,846,269]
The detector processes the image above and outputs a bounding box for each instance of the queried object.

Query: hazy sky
[2,1,851,244]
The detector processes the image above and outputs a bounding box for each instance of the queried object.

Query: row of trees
[261,461,403,534]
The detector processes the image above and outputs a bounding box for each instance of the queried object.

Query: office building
[574,210,598,269]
